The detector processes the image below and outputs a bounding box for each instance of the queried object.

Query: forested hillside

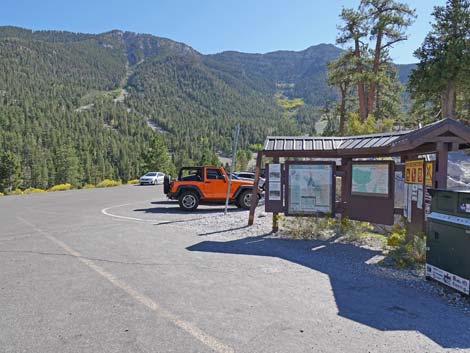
[0,25,415,191]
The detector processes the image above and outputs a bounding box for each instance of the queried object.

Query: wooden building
[248,118,470,232]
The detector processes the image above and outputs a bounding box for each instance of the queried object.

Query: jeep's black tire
[163,175,171,194]
[238,189,256,210]
[178,191,199,211]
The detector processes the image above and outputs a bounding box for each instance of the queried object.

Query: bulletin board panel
[285,161,336,216]
[265,163,285,213]
[343,160,395,225]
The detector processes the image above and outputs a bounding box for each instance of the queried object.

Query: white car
[139,172,165,185]
[233,172,266,189]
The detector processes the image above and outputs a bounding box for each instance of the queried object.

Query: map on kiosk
[351,163,389,197]
[288,164,333,214]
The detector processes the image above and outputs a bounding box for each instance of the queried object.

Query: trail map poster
[351,163,389,197]
[287,164,333,214]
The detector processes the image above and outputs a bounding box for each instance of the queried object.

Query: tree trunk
[339,85,347,136]
[441,81,457,119]
[376,84,381,116]
[354,38,367,121]
[368,30,383,117]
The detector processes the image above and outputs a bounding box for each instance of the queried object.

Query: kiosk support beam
[272,156,280,233]
[248,152,263,226]
[435,142,448,189]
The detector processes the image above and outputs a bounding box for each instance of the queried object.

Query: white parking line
[101,203,155,222]
[17,216,234,353]
[100,202,218,228]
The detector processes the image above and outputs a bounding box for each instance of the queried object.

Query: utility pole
[225,123,240,215]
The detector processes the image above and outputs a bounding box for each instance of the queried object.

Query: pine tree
[0,151,21,192]
[143,133,176,176]
[327,50,356,135]
[409,0,470,120]
[55,145,80,187]
[335,0,415,122]
[362,0,416,115]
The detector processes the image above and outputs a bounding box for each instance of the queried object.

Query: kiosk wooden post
[435,142,448,189]
[248,152,263,226]
[272,156,280,233]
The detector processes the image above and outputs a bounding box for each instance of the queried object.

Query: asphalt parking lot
[1,185,470,353]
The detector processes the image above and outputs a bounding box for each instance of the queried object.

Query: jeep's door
[204,168,227,199]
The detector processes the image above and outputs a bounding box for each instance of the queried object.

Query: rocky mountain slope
[0,25,416,188]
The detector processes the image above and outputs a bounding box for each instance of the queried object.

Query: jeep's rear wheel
[178,191,199,211]
[238,190,256,210]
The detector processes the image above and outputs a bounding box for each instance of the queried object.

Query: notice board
[265,163,285,212]
[285,161,335,216]
[351,163,390,197]
[343,160,395,225]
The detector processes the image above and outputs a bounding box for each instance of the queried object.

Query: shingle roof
[263,131,408,152]
[262,119,470,155]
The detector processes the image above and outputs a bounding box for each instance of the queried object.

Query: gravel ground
[183,206,470,313]
[3,185,470,352]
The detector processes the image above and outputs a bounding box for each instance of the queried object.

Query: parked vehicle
[164,166,260,211]
[139,172,165,185]
[233,171,265,189]
[225,172,240,180]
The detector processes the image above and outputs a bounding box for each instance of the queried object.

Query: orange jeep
[164,166,259,211]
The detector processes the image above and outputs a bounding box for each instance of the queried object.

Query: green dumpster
[426,188,470,295]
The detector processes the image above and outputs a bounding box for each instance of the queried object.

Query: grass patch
[9,189,24,195]
[23,187,46,194]
[362,231,388,246]
[127,179,139,185]
[82,183,96,189]
[48,183,72,192]
[280,215,376,242]
[96,179,121,188]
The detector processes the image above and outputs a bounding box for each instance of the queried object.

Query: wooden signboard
[405,159,424,184]
[343,160,395,225]
[425,161,433,187]
[265,163,285,213]
[404,159,430,232]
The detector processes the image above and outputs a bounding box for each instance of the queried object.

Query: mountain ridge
[0,25,415,189]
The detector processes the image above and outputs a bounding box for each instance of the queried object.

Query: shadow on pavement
[186,234,470,349]
[151,200,175,205]
[134,201,246,215]
[198,225,250,236]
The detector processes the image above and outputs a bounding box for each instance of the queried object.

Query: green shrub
[10,189,24,195]
[127,179,139,185]
[281,215,336,240]
[24,187,46,194]
[336,217,374,241]
[96,179,121,188]
[387,222,406,247]
[48,183,72,192]
[388,231,426,269]
[82,184,95,189]
[281,215,376,241]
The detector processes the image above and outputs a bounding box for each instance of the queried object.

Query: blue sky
[2,0,443,63]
